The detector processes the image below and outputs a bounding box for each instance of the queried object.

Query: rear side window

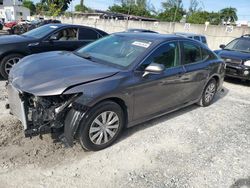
[96,29,108,38]
[194,36,200,41]
[202,48,217,60]
[201,36,207,44]
[78,28,98,40]
[140,42,180,70]
[182,41,202,64]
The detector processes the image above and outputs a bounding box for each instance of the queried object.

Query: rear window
[194,36,200,41]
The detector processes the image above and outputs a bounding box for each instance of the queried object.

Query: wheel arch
[0,51,28,62]
[209,74,221,91]
[91,97,128,125]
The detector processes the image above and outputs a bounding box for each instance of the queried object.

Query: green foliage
[22,0,36,15]
[158,7,185,22]
[108,4,152,17]
[162,0,183,11]
[35,2,48,15]
[75,4,88,12]
[159,0,185,22]
[187,11,222,25]
[38,0,72,16]
[220,7,238,22]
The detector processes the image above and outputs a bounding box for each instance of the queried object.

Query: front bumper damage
[225,63,250,80]
[7,83,88,147]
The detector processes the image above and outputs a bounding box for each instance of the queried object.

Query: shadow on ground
[230,177,250,188]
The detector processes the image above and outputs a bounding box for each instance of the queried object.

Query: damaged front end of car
[7,84,88,147]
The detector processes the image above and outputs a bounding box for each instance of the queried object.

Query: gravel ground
[0,77,249,188]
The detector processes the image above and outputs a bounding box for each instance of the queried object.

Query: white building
[0,0,30,21]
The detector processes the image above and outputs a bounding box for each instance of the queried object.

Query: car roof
[175,32,205,37]
[127,28,158,33]
[45,23,98,29]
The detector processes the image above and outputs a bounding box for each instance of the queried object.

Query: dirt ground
[0,77,249,188]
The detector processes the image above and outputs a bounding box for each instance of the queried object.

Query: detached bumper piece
[225,64,250,80]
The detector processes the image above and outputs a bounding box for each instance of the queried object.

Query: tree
[40,0,72,16]
[160,0,185,22]
[75,4,88,12]
[35,2,49,15]
[187,11,221,25]
[80,0,84,6]
[220,7,238,23]
[188,0,202,13]
[158,7,185,22]
[108,1,153,17]
[23,0,36,15]
[109,4,152,17]
[187,11,209,24]
[162,0,182,11]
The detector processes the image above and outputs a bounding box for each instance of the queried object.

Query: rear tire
[0,54,23,79]
[198,78,217,107]
[78,101,124,151]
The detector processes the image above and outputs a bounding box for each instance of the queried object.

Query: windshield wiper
[224,48,233,51]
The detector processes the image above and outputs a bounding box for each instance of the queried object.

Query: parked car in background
[7,33,225,151]
[4,21,17,28]
[8,19,62,35]
[214,34,250,81]
[0,23,108,79]
[127,28,158,33]
[175,32,208,46]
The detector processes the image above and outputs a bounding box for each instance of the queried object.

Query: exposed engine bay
[7,85,85,146]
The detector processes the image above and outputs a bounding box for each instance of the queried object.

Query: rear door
[180,41,210,102]
[133,41,187,120]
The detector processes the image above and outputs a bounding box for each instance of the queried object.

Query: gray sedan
[7,33,225,151]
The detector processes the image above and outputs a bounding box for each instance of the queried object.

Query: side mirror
[219,44,226,49]
[143,63,165,77]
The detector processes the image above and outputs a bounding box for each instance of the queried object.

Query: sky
[35,0,250,21]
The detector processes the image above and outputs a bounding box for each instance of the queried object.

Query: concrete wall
[46,16,250,50]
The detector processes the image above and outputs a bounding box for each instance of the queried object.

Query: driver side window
[140,42,180,70]
[49,28,78,41]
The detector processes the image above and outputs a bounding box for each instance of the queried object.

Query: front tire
[0,54,23,79]
[78,101,124,151]
[198,78,217,107]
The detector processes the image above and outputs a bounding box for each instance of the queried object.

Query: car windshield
[225,38,250,53]
[22,24,59,39]
[76,35,152,68]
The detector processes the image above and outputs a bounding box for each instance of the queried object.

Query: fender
[59,108,86,147]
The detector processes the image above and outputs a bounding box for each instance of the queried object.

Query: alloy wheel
[205,82,216,103]
[4,57,21,75]
[89,111,120,145]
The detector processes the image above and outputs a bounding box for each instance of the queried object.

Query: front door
[29,27,82,53]
[133,41,187,121]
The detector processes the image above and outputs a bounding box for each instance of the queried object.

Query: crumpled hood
[9,51,120,96]
[214,49,250,61]
[0,35,35,45]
